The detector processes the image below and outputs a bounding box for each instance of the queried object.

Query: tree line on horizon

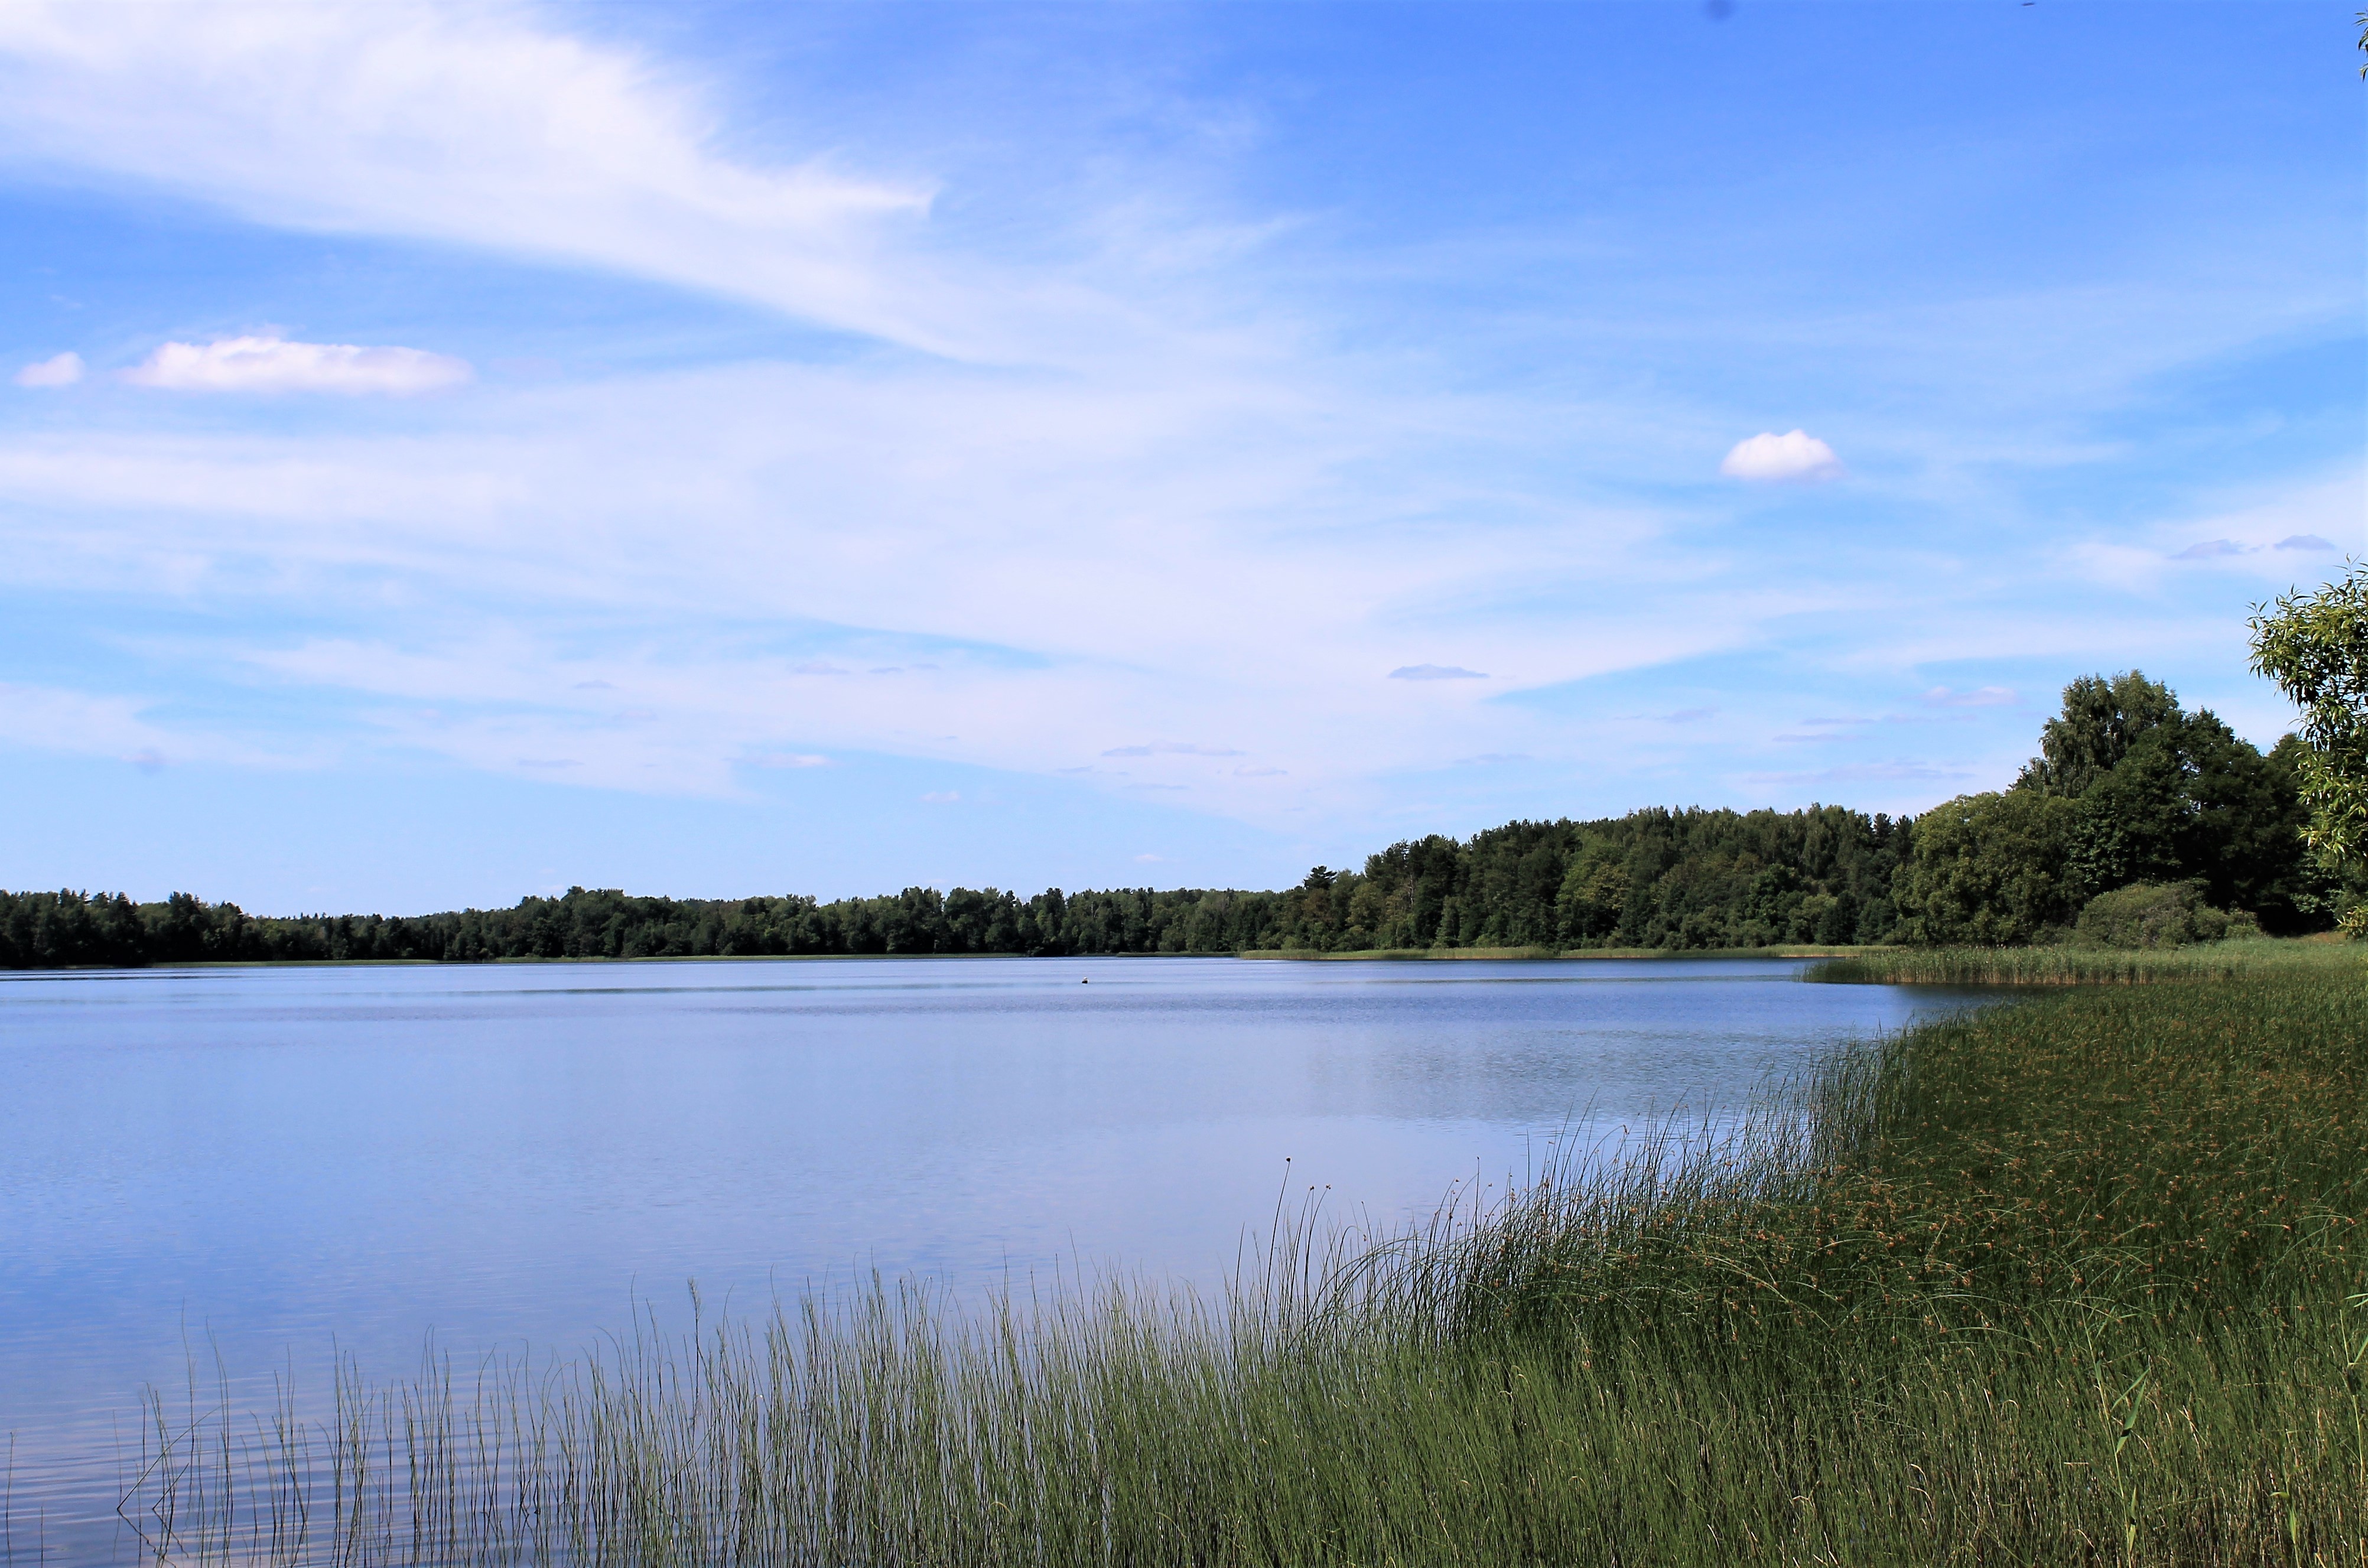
[1,669,2357,970]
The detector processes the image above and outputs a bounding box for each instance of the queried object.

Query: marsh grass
[1241,944,1884,962]
[1807,935,2357,986]
[84,971,2368,1563]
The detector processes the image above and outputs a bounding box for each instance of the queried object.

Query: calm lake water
[0,955,1970,1555]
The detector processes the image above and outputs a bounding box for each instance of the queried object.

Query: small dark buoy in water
[1081,977,1089,984]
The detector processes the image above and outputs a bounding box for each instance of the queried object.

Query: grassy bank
[115,970,2366,1564]
[1809,933,2356,985]
[1240,943,1888,962]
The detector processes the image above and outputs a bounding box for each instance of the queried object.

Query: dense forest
[1,672,2349,968]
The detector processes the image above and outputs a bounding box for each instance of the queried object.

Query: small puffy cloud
[123,335,471,395]
[2276,534,2337,552]
[1920,685,2017,708]
[747,752,831,769]
[1720,429,1843,483]
[2172,538,2252,559]
[920,790,959,803]
[1388,664,1488,681]
[1133,853,1164,863]
[14,351,83,388]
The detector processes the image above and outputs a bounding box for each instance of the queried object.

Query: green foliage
[1355,805,1908,952]
[0,883,1297,966]
[2072,879,2256,949]
[0,804,1918,967]
[2250,563,2368,933]
[113,970,2368,1563]
[1895,670,2324,944]
[2015,668,2184,798]
[1890,786,2081,944]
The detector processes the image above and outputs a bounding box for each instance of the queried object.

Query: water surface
[0,954,1967,1554]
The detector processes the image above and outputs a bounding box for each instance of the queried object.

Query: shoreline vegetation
[94,948,2364,1564]
[1242,942,1884,961]
[1808,934,2358,985]
[3,671,2356,972]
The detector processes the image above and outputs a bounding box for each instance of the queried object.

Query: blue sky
[0,1,2359,912]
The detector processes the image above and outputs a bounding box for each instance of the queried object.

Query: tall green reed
[1807,935,2354,987]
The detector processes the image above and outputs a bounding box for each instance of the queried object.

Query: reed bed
[85,970,2368,1564]
[1805,936,2355,986]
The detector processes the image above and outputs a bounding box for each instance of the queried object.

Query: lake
[0,954,1970,1557]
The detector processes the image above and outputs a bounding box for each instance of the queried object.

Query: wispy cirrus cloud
[0,1,957,349]
[0,679,290,770]
[124,336,471,395]
[2172,538,2250,560]
[1101,741,1244,757]
[0,0,2354,887]
[1921,685,2018,708]
[1388,664,1487,682]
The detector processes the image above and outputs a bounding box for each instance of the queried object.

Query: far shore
[3,945,1902,973]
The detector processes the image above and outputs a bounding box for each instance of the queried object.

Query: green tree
[1893,789,2083,945]
[2011,672,2316,932]
[2249,562,2368,933]
[2014,670,2182,797]
[1553,845,1630,944]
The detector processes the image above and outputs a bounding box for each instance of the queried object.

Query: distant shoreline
[0,947,1894,971]
[0,944,1900,974]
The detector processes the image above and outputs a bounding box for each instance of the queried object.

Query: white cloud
[2171,538,2250,560]
[2062,469,2366,594]
[14,350,82,388]
[0,679,285,769]
[1101,741,1244,757]
[1920,685,2018,708]
[1388,664,1488,681]
[1720,430,1844,483]
[0,2,956,352]
[0,353,1761,809]
[123,336,471,395]
[1739,761,1973,788]
[0,6,2347,835]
